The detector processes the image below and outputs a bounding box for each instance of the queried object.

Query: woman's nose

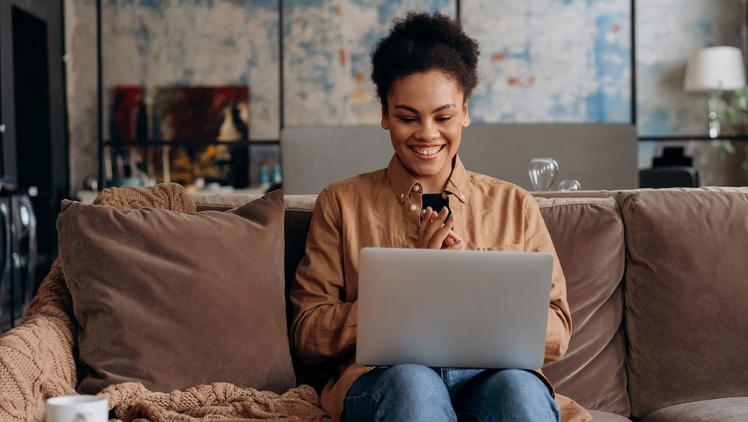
[415,121,439,140]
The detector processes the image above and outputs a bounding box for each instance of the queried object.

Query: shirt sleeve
[523,194,573,363]
[290,187,358,364]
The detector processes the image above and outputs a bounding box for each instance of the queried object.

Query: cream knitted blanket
[0,184,328,422]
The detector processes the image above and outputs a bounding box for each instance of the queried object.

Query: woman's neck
[419,175,450,194]
[401,156,455,194]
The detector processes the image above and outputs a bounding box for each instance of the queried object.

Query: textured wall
[65,0,280,189]
[463,0,631,124]
[100,0,279,140]
[283,0,455,126]
[65,0,746,189]
[636,0,744,136]
[65,0,98,190]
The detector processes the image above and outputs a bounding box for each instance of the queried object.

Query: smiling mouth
[409,145,445,157]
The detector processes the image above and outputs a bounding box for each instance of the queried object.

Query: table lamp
[684,46,746,138]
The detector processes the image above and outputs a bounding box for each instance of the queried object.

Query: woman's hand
[442,229,466,250]
[418,207,466,250]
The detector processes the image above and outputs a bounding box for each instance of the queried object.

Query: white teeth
[411,145,442,156]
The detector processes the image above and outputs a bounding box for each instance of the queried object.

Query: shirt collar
[385,154,470,204]
[444,156,470,203]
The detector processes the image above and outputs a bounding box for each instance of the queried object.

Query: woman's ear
[462,102,471,128]
[381,113,390,130]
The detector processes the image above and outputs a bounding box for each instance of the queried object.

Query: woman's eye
[436,116,454,122]
[398,117,417,123]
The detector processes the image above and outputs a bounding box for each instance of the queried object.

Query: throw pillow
[57,189,296,394]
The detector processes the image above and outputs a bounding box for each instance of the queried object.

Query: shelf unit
[104,139,280,147]
[639,135,748,142]
[94,0,283,188]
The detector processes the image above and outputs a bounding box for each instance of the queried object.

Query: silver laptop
[356,247,553,369]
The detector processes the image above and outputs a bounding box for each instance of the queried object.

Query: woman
[290,12,589,422]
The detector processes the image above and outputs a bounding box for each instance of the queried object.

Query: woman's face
[382,70,470,189]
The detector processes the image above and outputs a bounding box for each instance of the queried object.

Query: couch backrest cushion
[537,197,630,416]
[620,188,748,417]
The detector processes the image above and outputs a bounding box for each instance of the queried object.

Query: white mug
[45,395,108,422]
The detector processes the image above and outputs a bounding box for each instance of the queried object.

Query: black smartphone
[421,194,451,219]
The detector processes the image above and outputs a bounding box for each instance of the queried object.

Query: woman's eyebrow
[432,103,456,112]
[394,103,456,113]
[394,104,418,113]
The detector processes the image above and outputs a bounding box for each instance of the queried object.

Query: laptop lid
[356,247,553,369]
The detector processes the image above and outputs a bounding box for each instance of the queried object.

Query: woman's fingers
[445,239,466,250]
[424,207,450,241]
[417,207,434,248]
[419,207,466,250]
[418,207,446,249]
[429,213,456,249]
[443,226,465,249]
[418,207,432,232]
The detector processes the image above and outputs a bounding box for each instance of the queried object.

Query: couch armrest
[0,261,78,421]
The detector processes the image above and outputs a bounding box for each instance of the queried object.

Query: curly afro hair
[371,12,480,111]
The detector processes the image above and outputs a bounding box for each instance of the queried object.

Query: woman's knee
[344,364,455,421]
[482,369,553,401]
[377,364,448,399]
[458,369,558,421]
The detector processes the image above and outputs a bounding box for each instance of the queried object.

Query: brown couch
[4,187,748,421]
[194,187,748,421]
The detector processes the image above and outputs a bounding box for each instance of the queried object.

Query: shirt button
[409,204,418,212]
[400,193,405,199]
[413,185,421,192]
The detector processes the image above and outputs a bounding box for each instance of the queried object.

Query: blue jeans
[342,364,559,422]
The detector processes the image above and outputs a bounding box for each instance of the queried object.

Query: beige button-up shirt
[290,155,590,422]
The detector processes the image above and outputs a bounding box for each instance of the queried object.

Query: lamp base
[708,92,723,138]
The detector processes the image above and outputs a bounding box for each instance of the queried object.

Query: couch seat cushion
[58,190,296,394]
[588,410,632,421]
[640,397,748,422]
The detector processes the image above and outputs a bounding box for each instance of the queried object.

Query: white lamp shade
[684,46,746,92]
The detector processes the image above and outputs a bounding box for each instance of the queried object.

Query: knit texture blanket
[0,184,328,422]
